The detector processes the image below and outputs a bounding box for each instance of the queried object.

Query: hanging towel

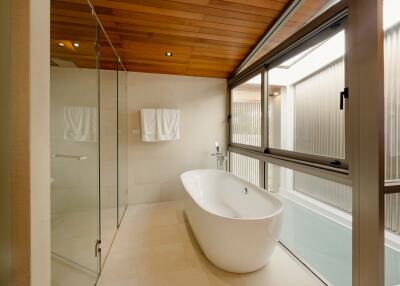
[157,109,180,141]
[141,108,180,142]
[64,107,98,142]
[141,109,157,142]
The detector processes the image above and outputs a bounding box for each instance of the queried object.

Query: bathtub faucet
[211,142,226,171]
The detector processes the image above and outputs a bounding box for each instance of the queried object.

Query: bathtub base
[180,170,283,274]
[185,197,281,273]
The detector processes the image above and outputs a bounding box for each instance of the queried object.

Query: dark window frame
[228,3,349,173]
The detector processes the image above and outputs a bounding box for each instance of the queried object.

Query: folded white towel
[64,107,97,142]
[141,108,180,142]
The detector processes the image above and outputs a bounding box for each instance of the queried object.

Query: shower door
[50,1,101,284]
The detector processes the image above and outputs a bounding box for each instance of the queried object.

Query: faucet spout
[211,143,226,171]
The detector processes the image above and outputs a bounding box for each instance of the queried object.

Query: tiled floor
[52,208,118,286]
[97,201,323,286]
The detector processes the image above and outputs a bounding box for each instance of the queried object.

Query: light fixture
[73,42,80,48]
[273,92,280,96]
[165,51,173,57]
[57,42,65,47]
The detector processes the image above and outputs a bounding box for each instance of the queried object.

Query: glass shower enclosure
[50,0,128,284]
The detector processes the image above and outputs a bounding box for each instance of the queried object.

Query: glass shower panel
[50,0,100,283]
[98,28,118,267]
[118,61,128,225]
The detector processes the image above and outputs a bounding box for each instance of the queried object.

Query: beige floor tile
[241,247,322,286]
[97,201,324,286]
[137,267,211,286]
[52,257,97,286]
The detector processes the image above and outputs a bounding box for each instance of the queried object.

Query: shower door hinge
[340,87,349,110]
[95,240,101,257]
[227,114,232,121]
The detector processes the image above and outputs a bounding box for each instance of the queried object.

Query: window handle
[340,87,349,110]
[330,160,341,166]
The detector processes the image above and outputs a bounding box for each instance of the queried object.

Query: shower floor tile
[97,201,323,286]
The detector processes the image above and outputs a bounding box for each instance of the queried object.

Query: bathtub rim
[180,169,284,222]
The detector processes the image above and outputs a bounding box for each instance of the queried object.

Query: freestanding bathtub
[180,169,283,273]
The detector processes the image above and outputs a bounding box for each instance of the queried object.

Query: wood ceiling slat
[51,0,327,78]
[149,0,287,15]
[103,10,265,35]
[222,0,289,9]
[94,0,276,23]
[118,32,253,49]
[105,25,257,45]
[207,0,286,15]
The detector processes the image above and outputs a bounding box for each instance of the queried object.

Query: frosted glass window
[268,31,346,159]
[230,152,260,187]
[231,74,262,147]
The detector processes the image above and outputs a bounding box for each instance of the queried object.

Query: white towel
[141,109,157,141]
[141,108,180,142]
[64,107,97,142]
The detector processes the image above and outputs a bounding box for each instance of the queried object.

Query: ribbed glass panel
[229,152,260,187]
[294,59,345,158]
[231,74,262,147]
[386,193,400,233]
[268,31,346,158]
[385,23,400,183]
[294,171,352,212]
[385,21,400,236]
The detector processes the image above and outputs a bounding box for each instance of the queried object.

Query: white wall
[127,72,227,204]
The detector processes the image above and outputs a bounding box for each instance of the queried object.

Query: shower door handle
[95,240,101,257]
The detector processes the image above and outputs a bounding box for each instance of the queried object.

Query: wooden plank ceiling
[51,0,329,78]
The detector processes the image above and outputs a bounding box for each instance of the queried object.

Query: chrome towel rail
[51,154,87,160]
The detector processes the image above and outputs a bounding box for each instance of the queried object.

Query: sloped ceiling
[51,0,328,78]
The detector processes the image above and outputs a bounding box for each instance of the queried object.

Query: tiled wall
[127,72,227,204]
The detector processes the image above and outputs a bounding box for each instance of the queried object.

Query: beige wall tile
[127,72,227,204]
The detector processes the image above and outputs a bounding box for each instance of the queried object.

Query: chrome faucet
[211,142,226,171]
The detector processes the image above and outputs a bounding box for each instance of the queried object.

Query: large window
[229,17,348,168]
[230,74,262,148]
[268,31,346,161]
[229,1,391,286]
[228,8,353,286]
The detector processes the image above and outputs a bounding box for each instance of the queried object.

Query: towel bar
[51,154,87,160]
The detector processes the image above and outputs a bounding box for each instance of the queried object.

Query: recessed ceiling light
[73,42,80,47]
[58,42,65,47]
[273,92,280,96]
[165,52,173,57]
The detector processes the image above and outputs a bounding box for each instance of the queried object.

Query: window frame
[228,1,386,286]
[266,17,350,170]
[229,10,349,173]
[229,67,265,152]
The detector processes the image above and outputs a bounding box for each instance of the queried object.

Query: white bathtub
[180,169,283,273]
